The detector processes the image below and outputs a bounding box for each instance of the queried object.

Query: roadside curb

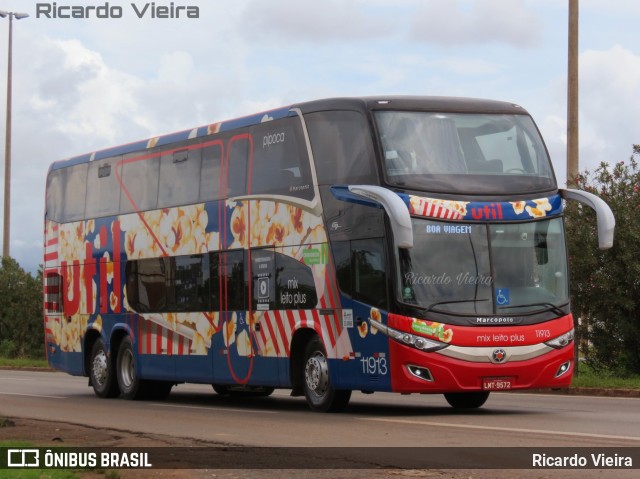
[525,387,640,398]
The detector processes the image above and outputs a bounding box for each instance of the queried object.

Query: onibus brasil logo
[5,448,152,469]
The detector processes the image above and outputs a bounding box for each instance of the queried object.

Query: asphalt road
[1,369,639,474]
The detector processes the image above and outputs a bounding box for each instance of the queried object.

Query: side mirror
[561,189,615,249]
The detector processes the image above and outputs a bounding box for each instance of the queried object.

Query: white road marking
[358,417,640,442]
[0,392,67,399]
[151,403,278,414]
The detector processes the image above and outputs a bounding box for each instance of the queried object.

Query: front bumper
[389,339,574,393]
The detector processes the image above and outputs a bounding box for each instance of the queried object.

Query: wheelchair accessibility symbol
[496,288,510,306]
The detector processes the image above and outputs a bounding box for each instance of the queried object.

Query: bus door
[333,237,392,391]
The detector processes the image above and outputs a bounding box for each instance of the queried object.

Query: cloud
[3,30,251,272]
[410,0,541,48]
[579,45,640,167]
[537,44,640,186]
[240,0,394,43]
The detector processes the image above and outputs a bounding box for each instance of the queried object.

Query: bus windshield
[376,111,556,195]
[398,217,569,316]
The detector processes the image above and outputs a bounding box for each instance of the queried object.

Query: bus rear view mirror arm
[560,188,615,249]
[348,185,414,249]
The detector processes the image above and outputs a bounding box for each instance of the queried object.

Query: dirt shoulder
[0,416,217,447]
[0,416,226,479]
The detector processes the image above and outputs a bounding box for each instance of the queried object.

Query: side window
[158,147,202,207]
[126,257,170,313]
[226,135,250,198]
[332,241,351,297]
[221,250,246,311]
[209,252,220,311]
[171,254,210,312]
[64,164,88,222]
[331,238,388,309]
[250,117,314,201]
[45,169,65,222]
[352,238,387,309]
[200,141,223,202]
[305,110,377,185]
[126,254,214,313]
[85,157,121,218]
[275,252,318,309]
[118,154,160,214]
[251,249,275,311]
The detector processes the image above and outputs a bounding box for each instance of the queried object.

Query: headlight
[370,319,448,352]
[545,329,575,349]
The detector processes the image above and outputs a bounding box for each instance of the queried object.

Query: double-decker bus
[44,96,614,411]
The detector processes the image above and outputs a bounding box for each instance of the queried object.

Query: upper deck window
[305,110,377,185]
[376,112,556,195]
[250,116,315,201]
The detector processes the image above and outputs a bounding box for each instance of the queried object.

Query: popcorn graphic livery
[409,196,468,220]
[46,196,343,361]
[408,194,562,221]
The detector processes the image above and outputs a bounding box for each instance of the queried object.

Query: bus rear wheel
[89,338,119,398]
[302,336,351,412]
[444,391,490,409]
[116,337,173,400]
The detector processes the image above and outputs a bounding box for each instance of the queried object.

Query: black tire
[116,336,152,400]
[148,381,174,400]
[444,391,490,409]
[302,336,351,412]
[89,338,119,398]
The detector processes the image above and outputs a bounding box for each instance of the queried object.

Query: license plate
[482,377,515,390]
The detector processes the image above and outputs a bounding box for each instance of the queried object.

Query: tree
[0,257,44,358]
[565,145,640,375]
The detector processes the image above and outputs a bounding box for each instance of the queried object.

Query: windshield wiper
[498,302,566,316]
[426,299,489,313]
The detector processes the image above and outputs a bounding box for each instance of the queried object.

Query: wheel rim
[92,349,108,388]
[120,348,135,389]
[304,352,329,398]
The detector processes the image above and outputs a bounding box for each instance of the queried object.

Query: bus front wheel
[89,338,119,398]
[444,391,490,409]
[302,336,351,412]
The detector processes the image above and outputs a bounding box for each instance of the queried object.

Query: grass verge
[0,441,80,479]
[0,357,49,369]
[0,440,120,479]
[573,364,640,389]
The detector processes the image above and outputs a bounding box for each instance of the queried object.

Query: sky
[0,0,639,274]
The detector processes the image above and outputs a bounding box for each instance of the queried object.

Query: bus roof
[49,96,529,172]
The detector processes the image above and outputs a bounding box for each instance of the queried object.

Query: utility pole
[1,10,29,258]
[567,0,579,188]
